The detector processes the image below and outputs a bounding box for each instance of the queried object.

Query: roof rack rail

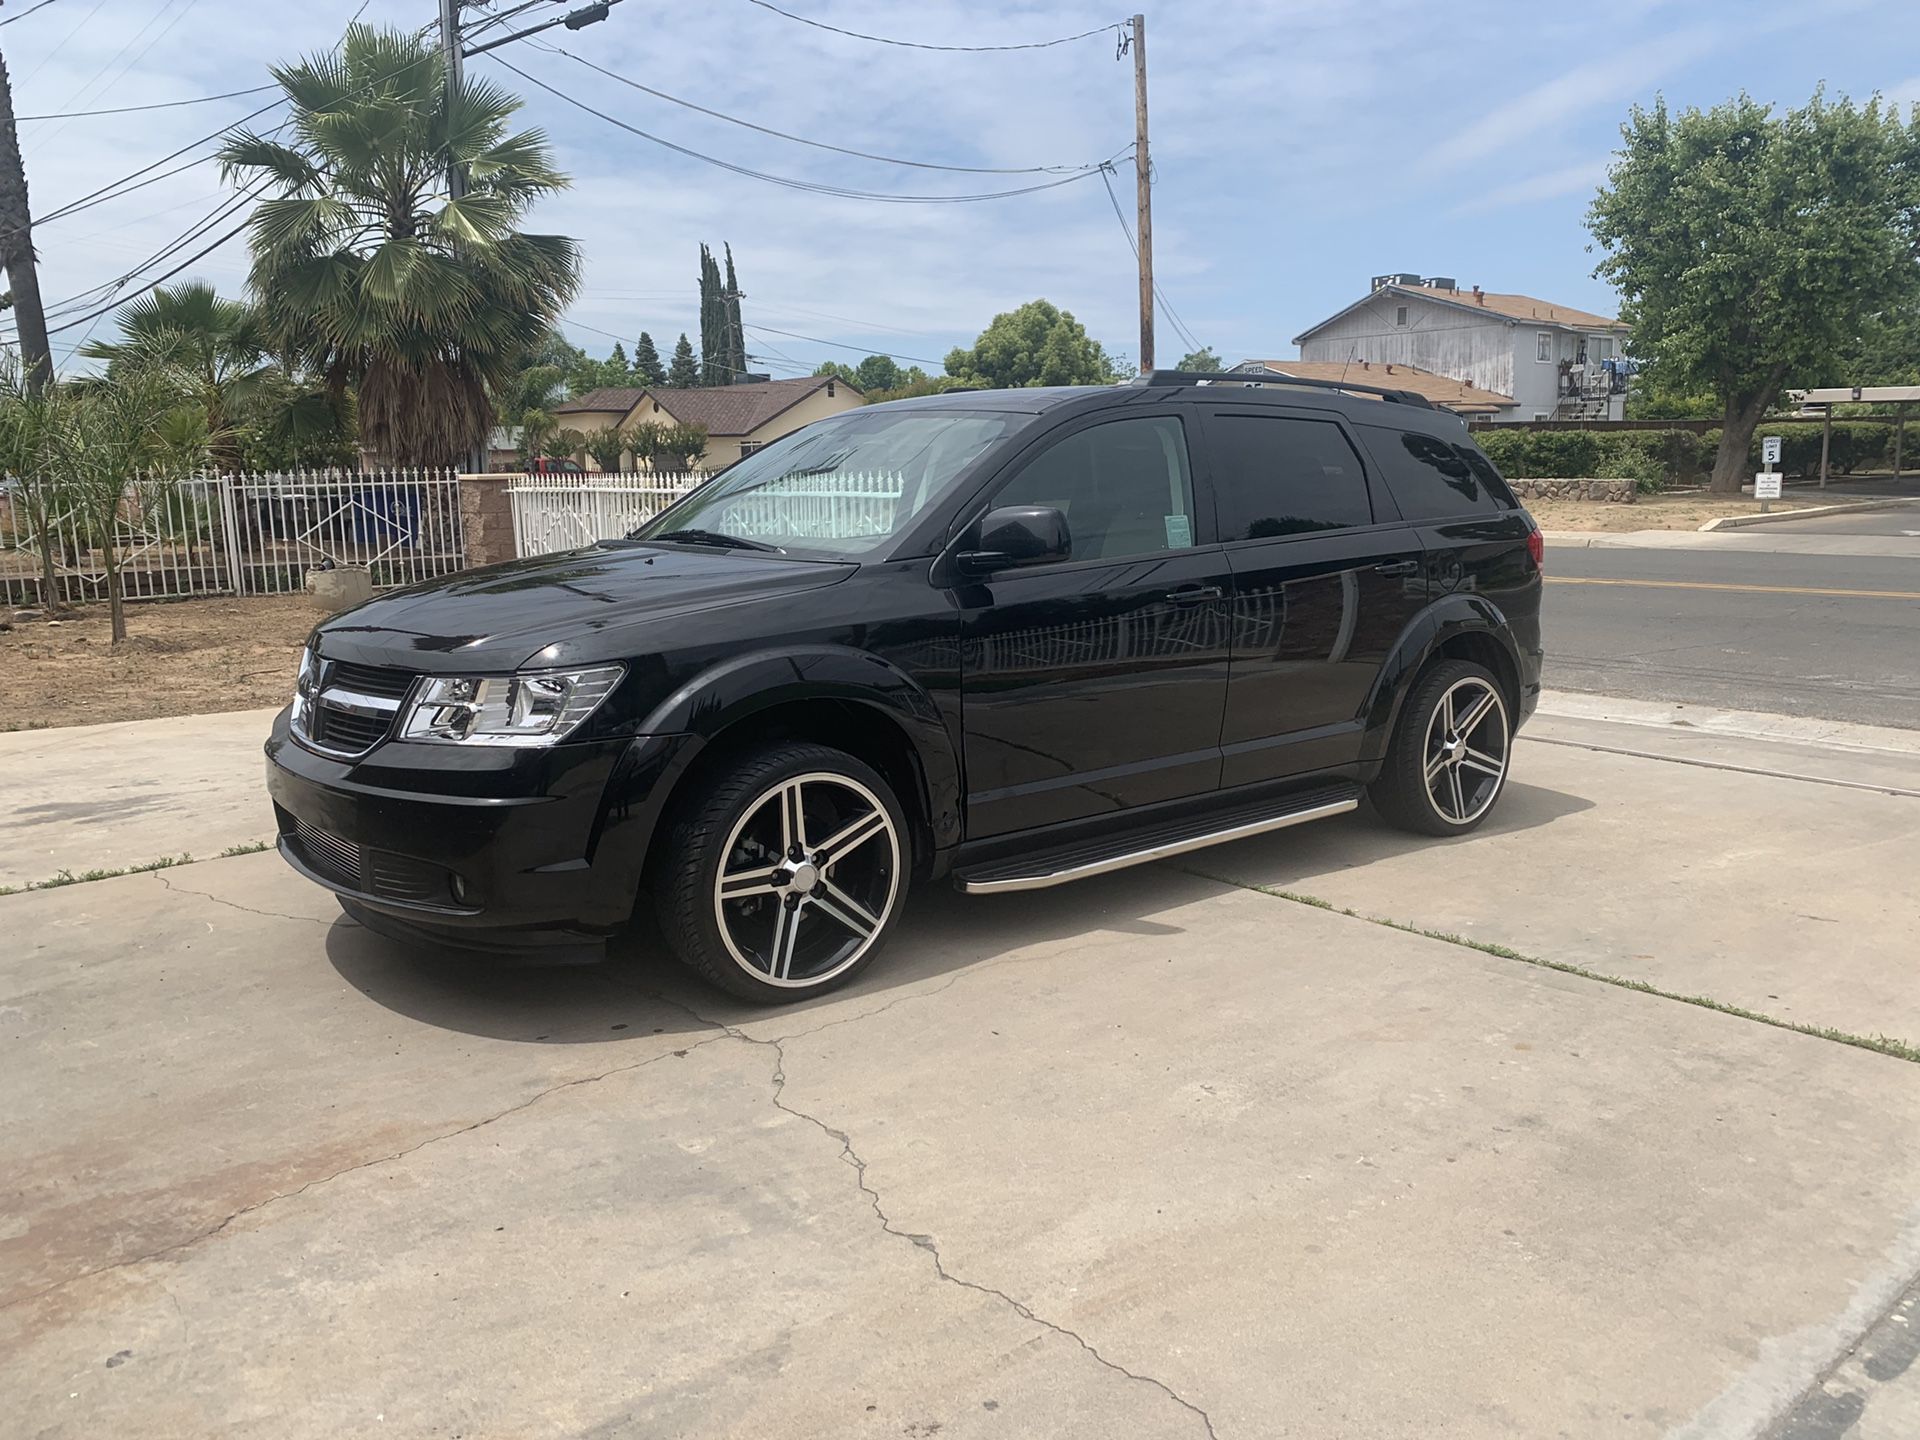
[1136,368,1436,410]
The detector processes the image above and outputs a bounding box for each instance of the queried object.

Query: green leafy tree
[582,425,631,472]
[49,363,207,641]
[236,367,357,470]
[813,360,860,384]
[498,328,577,426]
[722,244,745,381]
[667,333,699,388]
[658,422,708,472]
[1589,91,1920,491]
[543,427,587,462]
[632,331,666,386]
[517,406,557,469]
[853,354,902,392]
[0,357,72,610]
[1176,347,1223,373]
[219,24,580,465]
[80,282,271,471]
[944,300,1123,389]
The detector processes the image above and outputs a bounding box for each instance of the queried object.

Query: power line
[25,0,207,149]
[492,52,1121,204]
[745,322,945,368]
[43,214,253,336]
[742,0,1124,53]
[14,83,278,122]
[1099,166,1202,356]
[535,41,1114,176]
[0,0,65,25]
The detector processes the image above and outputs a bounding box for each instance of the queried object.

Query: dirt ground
[1524,491,1828,532]
[1,596,314,730]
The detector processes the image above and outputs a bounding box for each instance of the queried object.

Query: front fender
[1362,595,1524,759]
[637,645,963,850]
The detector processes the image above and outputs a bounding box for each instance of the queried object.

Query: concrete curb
[1699,496,1920,531]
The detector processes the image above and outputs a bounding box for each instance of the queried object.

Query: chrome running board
[955,789,1360,895]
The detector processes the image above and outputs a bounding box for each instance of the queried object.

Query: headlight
[291,645,316,726]
[400,665,624,747]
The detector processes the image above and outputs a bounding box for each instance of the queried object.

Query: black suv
[267,371,1543,1002]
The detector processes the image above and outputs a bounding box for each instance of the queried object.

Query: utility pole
[0,47,52,392]
[438,0,467,202]
[1131,12,1153,375]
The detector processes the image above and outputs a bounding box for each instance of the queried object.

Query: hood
[314,542,855,672]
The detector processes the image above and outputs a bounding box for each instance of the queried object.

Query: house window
[1394,305,1409,327]
[1535,332,1553,363]
[1533,412,1551,421]
[739,440,765,456]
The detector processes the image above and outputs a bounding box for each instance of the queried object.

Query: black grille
[291,820,455,906]
[311,704,393,753]
[326,660,415,699]
[367,852,452,905]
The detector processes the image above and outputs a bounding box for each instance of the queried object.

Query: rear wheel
[1370,659,1512,836]
[654,742,907,1003]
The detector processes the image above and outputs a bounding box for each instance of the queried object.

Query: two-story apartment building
[1290,275,1631,422]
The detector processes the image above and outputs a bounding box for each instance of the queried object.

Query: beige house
[552,374,865,471]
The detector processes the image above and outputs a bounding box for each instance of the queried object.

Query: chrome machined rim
[712,771,901,989]
[1423,678,1510,825]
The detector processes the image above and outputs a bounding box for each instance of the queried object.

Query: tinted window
[1208,414,1373,540]
[1361,425,1513,520]
[995,416,1196,562]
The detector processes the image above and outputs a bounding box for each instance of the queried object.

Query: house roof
[1239,360,1515,414]
[1293,283,1628,345]
[552,375,862,435]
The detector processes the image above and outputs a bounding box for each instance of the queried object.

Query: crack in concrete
[641,987,1220,1439]
[0,1030,740,1316]
[152,870,346,927]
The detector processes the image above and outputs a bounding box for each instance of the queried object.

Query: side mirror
[957,506,1071,577]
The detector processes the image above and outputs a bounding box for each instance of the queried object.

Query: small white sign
[1754,473,1783,500]
[1762,436,1782,465]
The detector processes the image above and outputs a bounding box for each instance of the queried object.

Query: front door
[1203,405,1431,786]
[958,413,1232,839]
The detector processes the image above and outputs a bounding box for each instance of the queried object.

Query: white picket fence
[507,471,907,558]
[0,469,464,608]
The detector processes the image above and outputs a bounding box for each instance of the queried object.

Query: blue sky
[8,0,1919,380]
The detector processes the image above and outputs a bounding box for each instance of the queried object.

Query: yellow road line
[1547,576,1920,601]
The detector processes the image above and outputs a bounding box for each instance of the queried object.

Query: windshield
[630,407,1024,558]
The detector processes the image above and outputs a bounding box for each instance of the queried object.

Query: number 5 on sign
[1762,435,1782,465]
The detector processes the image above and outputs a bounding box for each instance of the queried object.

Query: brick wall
[1505,477,1637,504]
[458,474,518,566]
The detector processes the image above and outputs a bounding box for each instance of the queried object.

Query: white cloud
[1450,156,1613,216]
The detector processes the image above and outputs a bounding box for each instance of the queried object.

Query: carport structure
[1792,384,1920,484]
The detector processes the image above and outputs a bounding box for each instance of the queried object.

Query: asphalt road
[1544,544,1920,727]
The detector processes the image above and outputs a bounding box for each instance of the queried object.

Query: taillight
[1526,527,1544,571]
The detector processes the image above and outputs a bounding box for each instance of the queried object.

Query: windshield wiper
[647,528,785,553]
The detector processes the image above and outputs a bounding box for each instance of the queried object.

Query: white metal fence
[0,469,464,608]
[507,471,907,558]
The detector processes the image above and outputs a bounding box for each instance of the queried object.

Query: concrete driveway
[6,702,1920,1438]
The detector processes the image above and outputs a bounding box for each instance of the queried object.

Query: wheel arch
[636,646,961,875]
[1363,596,1524,758]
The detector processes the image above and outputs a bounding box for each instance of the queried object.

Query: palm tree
[218,25,579,465]
[81,281,271,471]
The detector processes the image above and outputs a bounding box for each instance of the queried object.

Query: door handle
[1373,560,1420,578]
[1165,584,1224,605]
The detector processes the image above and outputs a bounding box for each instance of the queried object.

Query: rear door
[1203,405,1430,786]
[957,412,1233,839]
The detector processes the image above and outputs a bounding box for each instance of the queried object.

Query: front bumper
[264,707,695,945]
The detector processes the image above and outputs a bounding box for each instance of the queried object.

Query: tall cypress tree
[632,331,666,386]
[667,333,699,388]
[698,244,725,386]
[723,244,745,382]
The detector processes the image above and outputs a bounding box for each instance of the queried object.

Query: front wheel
[1370,659,1513,836]
[654,742,908,1003]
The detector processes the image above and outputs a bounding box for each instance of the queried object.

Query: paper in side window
[1164,514,1193,548]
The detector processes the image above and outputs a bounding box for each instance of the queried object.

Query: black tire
[1369,658,1513,837]
[653,741,909,1004]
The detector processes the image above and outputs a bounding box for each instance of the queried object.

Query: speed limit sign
[1762,435,1782,465]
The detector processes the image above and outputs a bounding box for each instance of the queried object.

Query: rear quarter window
[1359,424,1516,520]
